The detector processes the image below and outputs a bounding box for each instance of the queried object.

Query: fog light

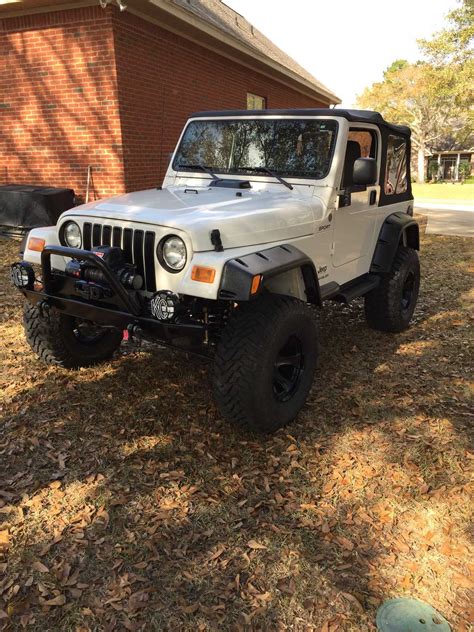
[150,290,179,321]
[10,262,35,290]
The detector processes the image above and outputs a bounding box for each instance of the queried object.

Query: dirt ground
[0,235,472,631]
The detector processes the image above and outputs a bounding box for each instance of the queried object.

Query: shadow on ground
[0,235,472,630]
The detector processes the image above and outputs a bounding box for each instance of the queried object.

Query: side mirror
[353,158,377,186]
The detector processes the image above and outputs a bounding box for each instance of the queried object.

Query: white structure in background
[99,0,127,11]
[427,150,473,181]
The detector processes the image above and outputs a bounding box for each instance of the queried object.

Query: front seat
[341,141,361,188]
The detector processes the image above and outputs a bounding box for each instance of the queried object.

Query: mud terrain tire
[23,301,122,368]
[213,295,318,432]
[365,246,420,333]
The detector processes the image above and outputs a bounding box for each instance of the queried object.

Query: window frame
[247,93,267,110]
[339,124,381,190]
[384,134,409,196]
[171,117,340,183]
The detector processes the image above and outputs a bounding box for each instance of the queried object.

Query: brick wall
[113,11,326,193]
[0,6,124,201]
[0,5,327,200]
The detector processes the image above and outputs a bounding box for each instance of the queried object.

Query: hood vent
[210,179,251,189]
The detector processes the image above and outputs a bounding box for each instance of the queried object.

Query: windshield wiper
[178,163,222,182]
[239,166,294,190]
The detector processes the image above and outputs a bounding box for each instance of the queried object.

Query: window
[385,135,408,194]
[173,118,338,180]
[340,129,378,189]
[347,130,377,158]
[247,93,266,110]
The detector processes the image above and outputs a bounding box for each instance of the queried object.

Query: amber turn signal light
[28,237,46,252]
[191,265,216,284]
[250,274,262,295]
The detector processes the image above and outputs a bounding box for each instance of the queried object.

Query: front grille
[83,222,156,292]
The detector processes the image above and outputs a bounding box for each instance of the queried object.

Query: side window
[385,135,408,195]
[341,129,378,189]
[247,93,266,110]
[347,130,376,158]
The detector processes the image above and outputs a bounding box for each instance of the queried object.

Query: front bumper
[13,245,206,341]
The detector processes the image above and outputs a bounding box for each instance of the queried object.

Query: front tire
[213,295,318,433]
[23,302,123,368]
[364,246,420,333]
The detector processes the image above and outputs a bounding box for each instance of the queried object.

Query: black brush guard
[20,245,205,341]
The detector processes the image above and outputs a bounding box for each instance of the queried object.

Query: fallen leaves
[246,540,267,550]
[31,561,49,574]
[0,235,472,630]
[0,531,9,553]
[38,594,66,607]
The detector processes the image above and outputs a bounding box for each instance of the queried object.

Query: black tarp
[0,184,75,235]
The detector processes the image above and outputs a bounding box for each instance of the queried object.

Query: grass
[0,235,473,630]
[412,181,474,201]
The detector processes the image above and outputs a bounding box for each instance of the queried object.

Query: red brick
[0,5,328,199]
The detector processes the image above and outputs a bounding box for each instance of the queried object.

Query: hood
[62,185,322,252]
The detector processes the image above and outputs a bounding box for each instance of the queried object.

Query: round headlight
[62,221,82,248]
[158,235,187,272]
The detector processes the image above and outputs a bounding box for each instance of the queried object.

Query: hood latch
[210,229,224,252]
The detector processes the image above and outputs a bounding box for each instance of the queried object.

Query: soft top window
[385,135,408,195]
[173,119,338,180]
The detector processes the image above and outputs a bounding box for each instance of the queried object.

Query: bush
[458,162,471,182]
[428,162,439,181]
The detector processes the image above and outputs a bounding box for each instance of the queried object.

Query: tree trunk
[417,145,425,183]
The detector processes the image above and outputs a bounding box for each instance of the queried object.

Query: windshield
[173,118,338,180]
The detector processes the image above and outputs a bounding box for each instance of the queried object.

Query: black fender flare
[218,243,321,305]
[370,212,419,275]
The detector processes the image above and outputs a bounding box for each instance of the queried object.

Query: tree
[419,0,473,150]
[357,61,461,181]
[356,1,473,182]
[418,0,473,66]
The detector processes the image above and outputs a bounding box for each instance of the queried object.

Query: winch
[65,246,143,291]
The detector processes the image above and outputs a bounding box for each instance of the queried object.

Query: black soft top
[189,108,410,137]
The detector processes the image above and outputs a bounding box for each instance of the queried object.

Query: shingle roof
[169,0,340,103]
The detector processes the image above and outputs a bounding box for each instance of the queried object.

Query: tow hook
[126,323,143,345]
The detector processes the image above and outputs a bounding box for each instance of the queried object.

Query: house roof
[0,0,340,104]
[169,0,340,104]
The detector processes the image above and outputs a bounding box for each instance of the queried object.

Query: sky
[224,0,458,107]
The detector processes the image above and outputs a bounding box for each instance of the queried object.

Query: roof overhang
[0,0,340,105]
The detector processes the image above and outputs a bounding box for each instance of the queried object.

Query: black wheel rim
[273,335,305,403]
[73,319,107,344]
[401,271,415,312]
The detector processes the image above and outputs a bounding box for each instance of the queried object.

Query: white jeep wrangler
[11,109,420,432]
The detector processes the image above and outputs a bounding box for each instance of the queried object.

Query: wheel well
[262,265,321,305]
[370,212,420,275]
[402,223,420,250]
[218,244,321,304]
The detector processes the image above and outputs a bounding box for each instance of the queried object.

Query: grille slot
[83,223,92,250]
[133,230,145,280]
[144,232,156,292]
[81,222,156,292]
[102,225,112,246]
[112,227,121,248]
[92,224,102,247]
[123,229,133,264]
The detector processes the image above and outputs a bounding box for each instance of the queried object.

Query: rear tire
[364,246,420,333]
[23,301,122,368]
[213,295,318,433]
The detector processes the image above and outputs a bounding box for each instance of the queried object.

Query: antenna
[99,0,128,11]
